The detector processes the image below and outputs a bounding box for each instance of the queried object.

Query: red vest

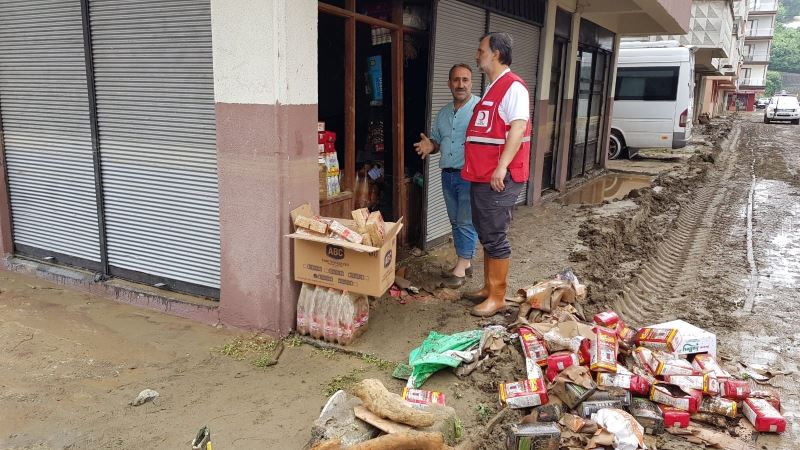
[461,71,531,183]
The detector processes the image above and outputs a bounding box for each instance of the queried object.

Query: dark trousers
[470,174,523,259]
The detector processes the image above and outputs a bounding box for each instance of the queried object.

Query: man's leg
[451,175,477,276]
[440,171,468,279]
[468,175,523,316]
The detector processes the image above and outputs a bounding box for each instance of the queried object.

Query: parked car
[756,98,770,109]
[764,96,800,124]
[609,41,694,160]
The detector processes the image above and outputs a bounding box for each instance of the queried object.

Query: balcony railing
[743,52,771,62]
[740,77,766,86]
[746,27,774,37]
[748,0,778,12]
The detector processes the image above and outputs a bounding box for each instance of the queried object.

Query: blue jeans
[441,170,477,260]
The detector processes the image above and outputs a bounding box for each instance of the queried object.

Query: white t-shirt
[483,68,530,124]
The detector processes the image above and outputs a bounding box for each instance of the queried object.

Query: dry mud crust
[572,118,734,323]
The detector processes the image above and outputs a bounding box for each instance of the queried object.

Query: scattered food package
[499,378,549,409]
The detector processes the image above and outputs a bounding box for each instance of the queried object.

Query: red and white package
[499,378,549,409]
[593,311,620,328]
[647,351,694,376]
[658,405,690,428]
[546,351,579,381]
[633,347,655,373]
[519,327,549,367]
[720,379,750,400]
[402,388,446,408]
[699,396,738,418]
[616,321,639,349]
[750,387,781,411]
[590,326,618,373]
[636,327,682,353]
[743,398,786,433]
[650,384,702,413]
[691,354,731,378]
[664,374,719,395]
[596,371,651,396]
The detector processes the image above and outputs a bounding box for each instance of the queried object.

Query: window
[615,66,680,101]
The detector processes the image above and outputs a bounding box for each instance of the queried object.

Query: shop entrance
[317,1,431,245]
[543,8,572,192]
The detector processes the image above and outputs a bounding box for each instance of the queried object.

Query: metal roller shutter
[0,0,102,267]
[89,0,220,293]
[424,0,485,248]
[488,13,540,205]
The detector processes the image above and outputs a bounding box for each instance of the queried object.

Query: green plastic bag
[407,330,483,388]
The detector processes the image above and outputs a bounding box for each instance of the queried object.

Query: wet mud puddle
[559,173,652,205]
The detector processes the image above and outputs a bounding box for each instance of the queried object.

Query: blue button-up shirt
[430,94,479,169]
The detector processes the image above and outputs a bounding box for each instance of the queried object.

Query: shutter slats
[90,0,220,288]
[0,0,102,262]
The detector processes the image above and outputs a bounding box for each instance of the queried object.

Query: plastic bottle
[323,288,342,342]
[337,291,356,345]
[296,283,313,335]
[309,285,327,340]
[352,294,370,340]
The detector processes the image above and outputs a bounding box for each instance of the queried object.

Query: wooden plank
[353,405,414,434]
[318,2,400,31]
[391,1,406,244]
[344,13,356,192]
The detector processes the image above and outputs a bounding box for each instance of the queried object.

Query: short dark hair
[448,63,472,80]
[481,32,513,65]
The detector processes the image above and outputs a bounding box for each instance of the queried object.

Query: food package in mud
[579,399,624,418]
[650,383,701,413]
[593,311,620,328]
[553,382,596,409]
[519,327,549,376]
[499,378,549,409]
[749,386,781,410]
[545,352,579,381]
[647,351,694,376]
[743,398,786,433]
[719,379,750,400]
[590,326,618,372]
[699,396,737,418]
[366,211,386,246]
[351,208,370,233]
[630,398,665,435]
[505,422,560,450]
[588,388,632,407]
[664,374,719,395]
[658,405,690,428]
[402,387,446,408]
[327,220,363,244]
[691,353,731,378]
[596,371,651,396]
[633,346,655,372]
[637,327,683,352]
[616,320,639,350]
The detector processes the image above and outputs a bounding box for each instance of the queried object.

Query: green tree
[765,71,783,96]
[769,25,800,73]
[778,0,800,24]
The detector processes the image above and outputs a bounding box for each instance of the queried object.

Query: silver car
[764,96,800,124]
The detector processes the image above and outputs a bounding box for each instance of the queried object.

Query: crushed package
[519,327,548,379]
[691,354,731,378]
[402,388,446,408]
[505,422,560,450]
[596,371,651,396]
[664,374,719,395]
[629,398,664,435]
[699,396,737,418]
[647,351,694,376]
[590,326,618,372]
[636,327,683,353]
[366,211,386,246]
[720,379,750,400]
[499,378,549,409]
[593,311,620,328]
[545,351,580,381]
[650,383,701,413]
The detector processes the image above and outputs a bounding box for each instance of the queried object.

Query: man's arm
[490,119,526,192]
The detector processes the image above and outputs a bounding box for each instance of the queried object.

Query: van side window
[615,67,680,101]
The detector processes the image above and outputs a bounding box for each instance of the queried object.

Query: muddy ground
[1,112,797,449]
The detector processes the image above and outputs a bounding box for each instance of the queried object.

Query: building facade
[736,0,779,109]
[0,0,689,334]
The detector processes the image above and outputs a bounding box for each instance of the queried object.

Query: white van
[609,41,694,159]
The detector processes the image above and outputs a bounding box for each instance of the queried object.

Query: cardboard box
[288,205,403,297]
[649,319,717,356]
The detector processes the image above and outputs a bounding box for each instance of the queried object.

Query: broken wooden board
[354,405,413,434]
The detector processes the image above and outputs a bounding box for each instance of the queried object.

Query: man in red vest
[462,32,531,317]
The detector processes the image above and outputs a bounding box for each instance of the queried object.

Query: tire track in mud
[614,126,744,324]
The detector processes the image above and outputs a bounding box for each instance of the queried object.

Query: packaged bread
[328,220,363,244]
[366,211,386,246]
[351,208,370,233]
[294,214,328,235]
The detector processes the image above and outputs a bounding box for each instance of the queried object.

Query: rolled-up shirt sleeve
[498,81,530,124]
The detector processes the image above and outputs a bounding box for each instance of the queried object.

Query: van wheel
[764,117,770,124]
[608,132,625,160]
[793,119,799,125]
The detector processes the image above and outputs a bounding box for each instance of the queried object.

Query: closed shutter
[488,13,540,205]
[423,0,485,248]
[0,0,102,267]
[89,0,220,293]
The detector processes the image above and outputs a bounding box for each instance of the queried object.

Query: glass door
[544,37,568,190]
[568,49,592,180]
[568,47,610,180]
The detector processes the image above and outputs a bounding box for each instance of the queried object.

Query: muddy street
[1,113,799,449]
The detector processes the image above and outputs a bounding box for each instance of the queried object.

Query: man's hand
[413,133,436,159]
[491,165,507,192]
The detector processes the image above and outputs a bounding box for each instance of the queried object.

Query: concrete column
[555,12,581,191]
[599,34,621,170]
[212,0,318,334]
[529,2,558,205]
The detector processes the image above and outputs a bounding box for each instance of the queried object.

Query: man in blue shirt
[414,64,479,288]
